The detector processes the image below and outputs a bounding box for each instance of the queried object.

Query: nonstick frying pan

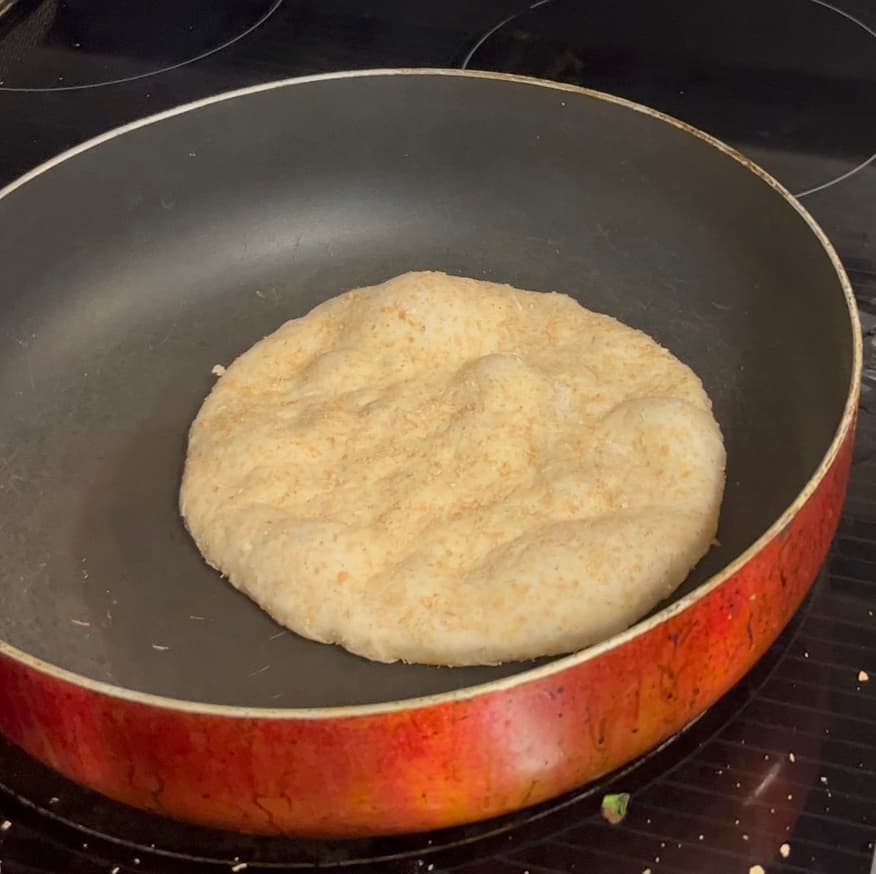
[0,70,861,837]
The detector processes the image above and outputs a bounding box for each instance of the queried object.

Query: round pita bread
[180,272,725,666]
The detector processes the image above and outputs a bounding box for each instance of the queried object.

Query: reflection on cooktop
[464,0,876,196]
[0,0,282,90]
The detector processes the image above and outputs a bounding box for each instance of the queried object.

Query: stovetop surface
[0,2,874,873]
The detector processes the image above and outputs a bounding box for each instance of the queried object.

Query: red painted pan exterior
[0,422,855,837]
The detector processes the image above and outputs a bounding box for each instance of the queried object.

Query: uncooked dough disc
[180,271,725,666]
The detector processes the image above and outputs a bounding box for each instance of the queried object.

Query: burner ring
[0,0,283,92]
[463,0,876,198]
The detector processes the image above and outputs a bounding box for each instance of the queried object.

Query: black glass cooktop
[464,0,876,197]
[0,2,874,873]
[0,0,282,89]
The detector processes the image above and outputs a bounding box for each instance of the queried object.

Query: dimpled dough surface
[180,271,726,666]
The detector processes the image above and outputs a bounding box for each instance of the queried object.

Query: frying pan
[0,69,861,837]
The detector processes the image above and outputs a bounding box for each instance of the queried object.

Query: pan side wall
[0,422,854,836]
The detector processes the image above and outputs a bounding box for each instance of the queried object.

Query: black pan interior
[0,73,854,708]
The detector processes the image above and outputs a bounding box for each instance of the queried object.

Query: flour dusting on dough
[181,272,725,666]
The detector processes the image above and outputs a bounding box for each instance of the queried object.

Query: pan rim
[0,68,863,719]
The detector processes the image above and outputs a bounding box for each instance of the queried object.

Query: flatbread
[180,271,725,666]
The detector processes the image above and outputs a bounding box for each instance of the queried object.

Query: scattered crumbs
[654,856,660,864]
[269,630,287,641]
[427,865,434,872]
[643,869,652,874]
[780,842,791,859]
[188,151,197,157]
[151,644,170,651]
[789,752,796,763]
[770,807,775,814]
[742,833,749,841]
[698,834,704,841]
[231,864,248,872]
[803,651,809,658]
[82,842,88,849]
[715,769,723,775]
[133,859,141,865]
[71,619,90,627]
[734,818,740,825]
[749,866,765,874]
[249,664,271,677]
[48,797,59,805]
[600,792,630,825]
[763,754,770,760]
[858,670,869,683]
[787,793,793,800]
[189,615,207,621]
[212,364,227,377]
[0,819,11,831]
[735,782,741,789]
[111,867,120,874]
[819,776,828,785]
